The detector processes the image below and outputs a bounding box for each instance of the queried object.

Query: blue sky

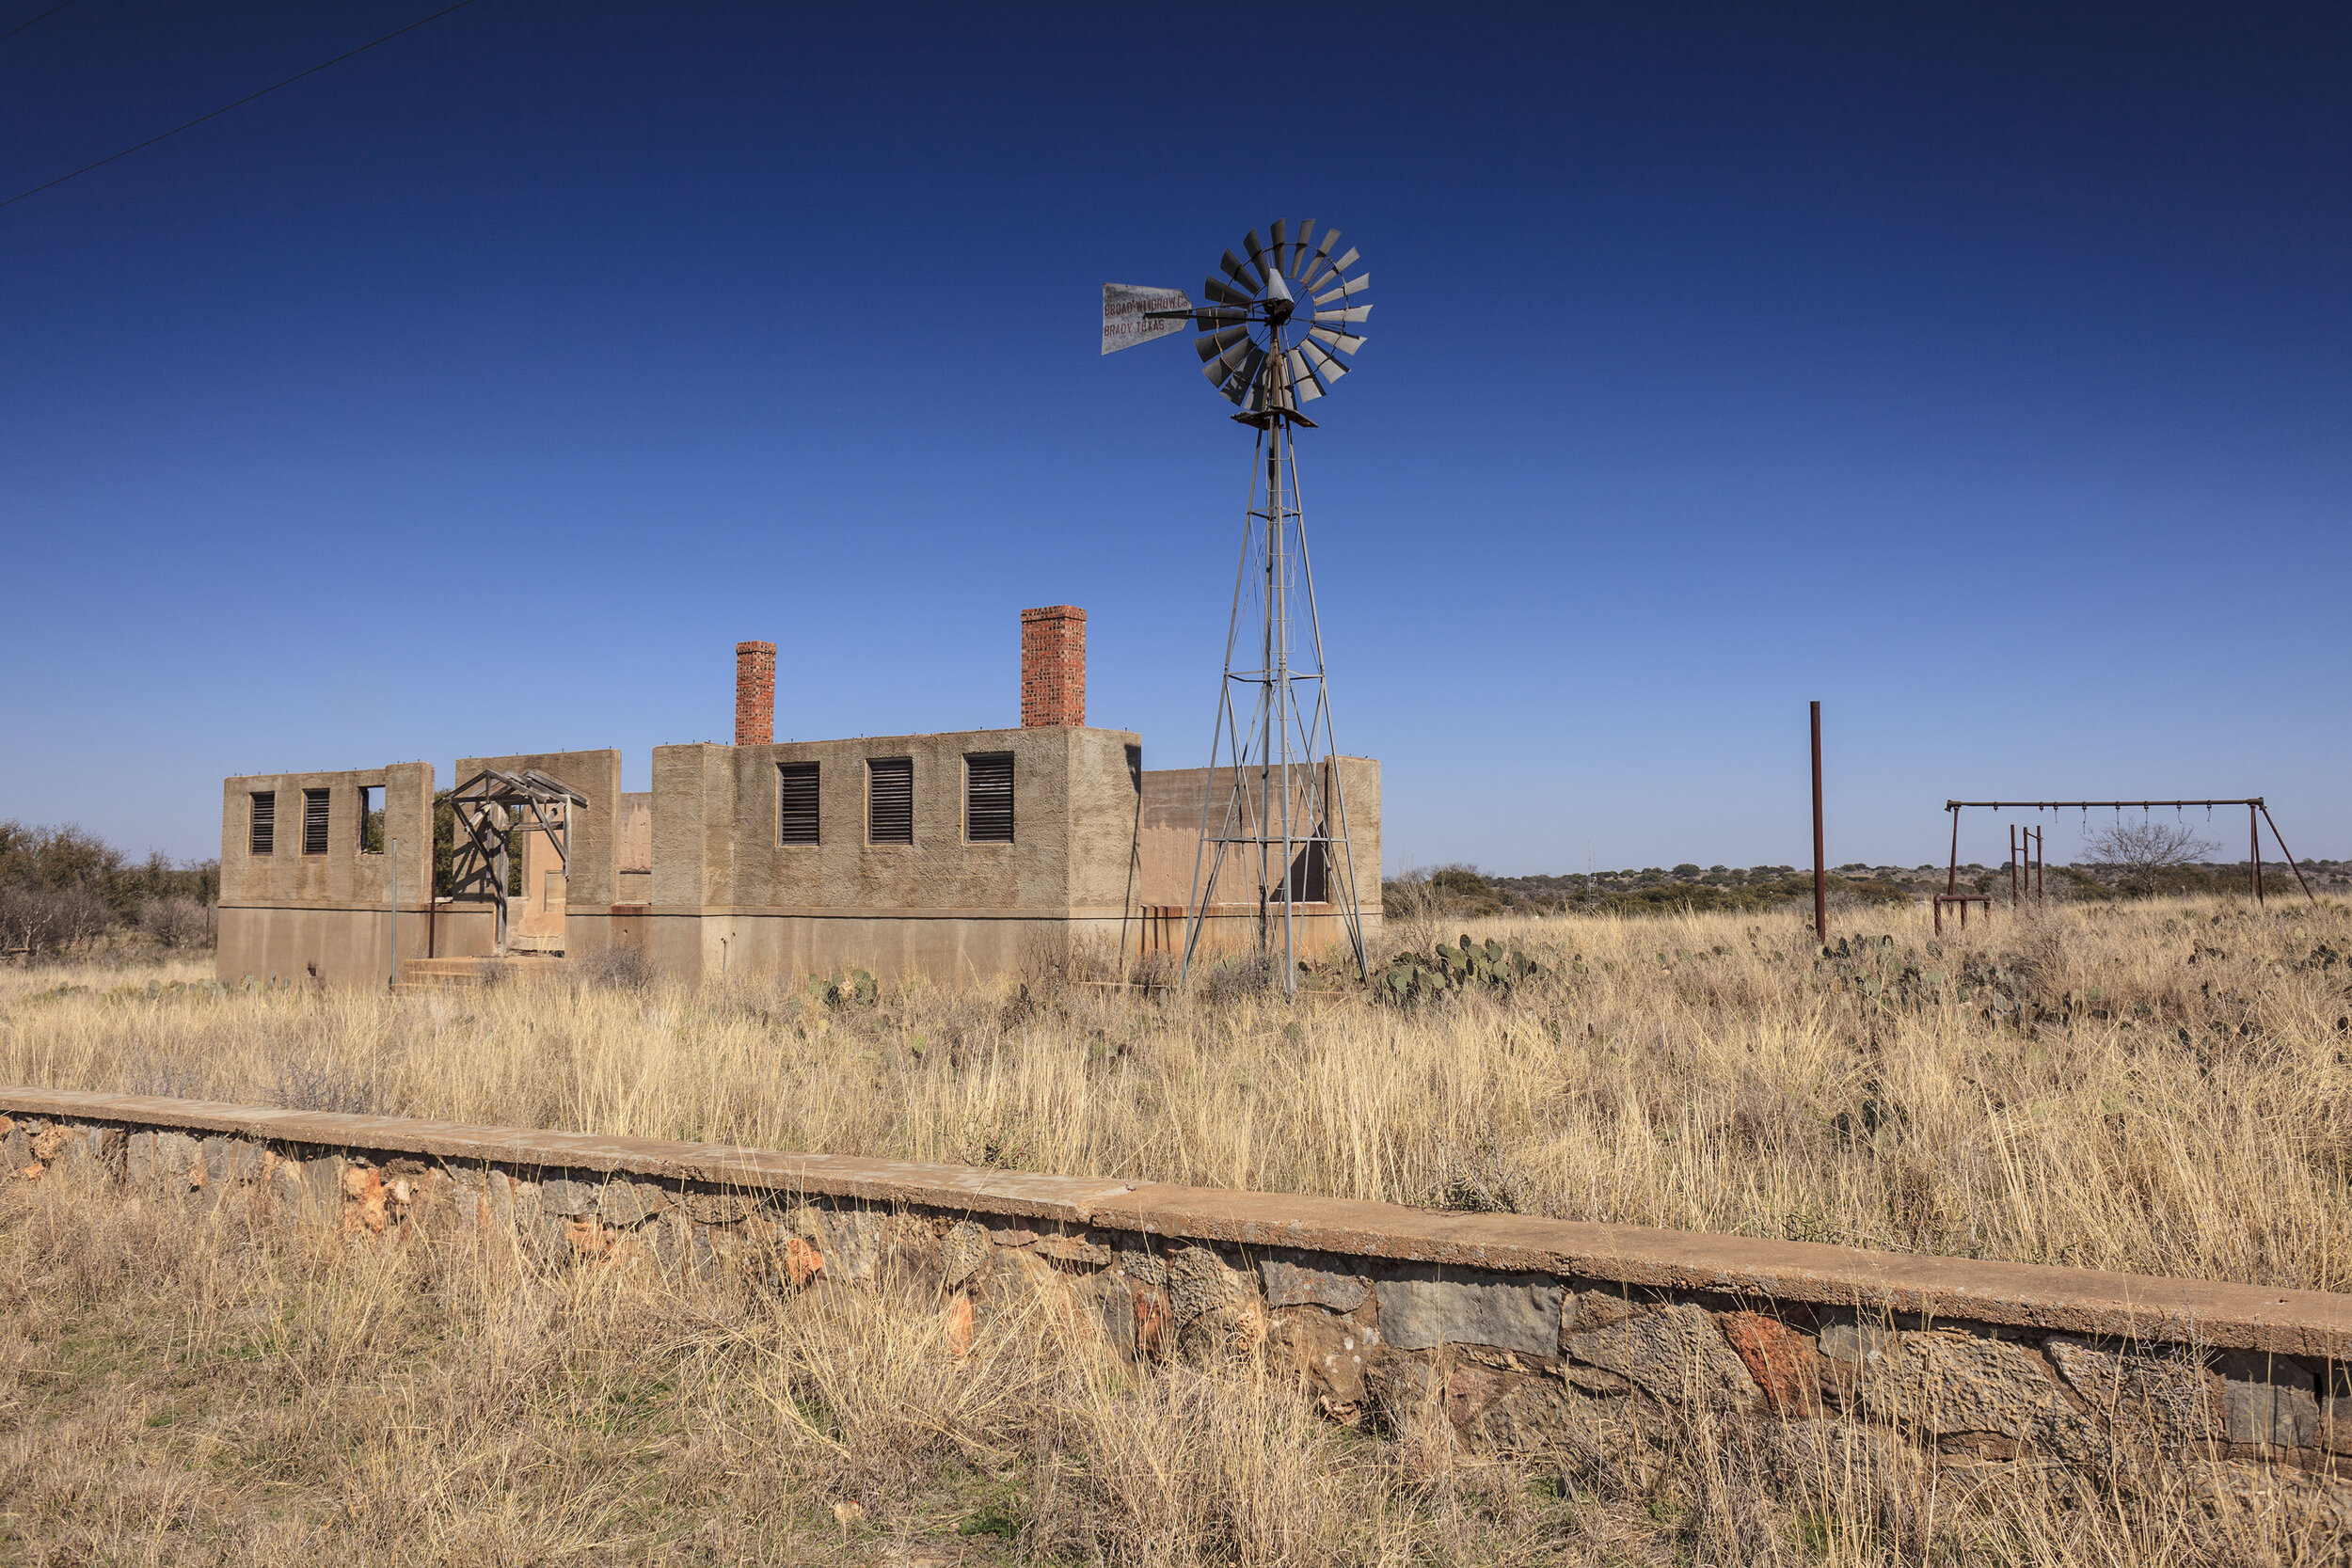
[1,3,2344,874]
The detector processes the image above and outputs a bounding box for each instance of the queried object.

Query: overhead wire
[0,0,479,210]
[0,0,76,46]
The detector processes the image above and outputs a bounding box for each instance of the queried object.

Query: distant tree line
[1383,863,1913,920]
[1384,835,2347,920]
[0,820,218,959]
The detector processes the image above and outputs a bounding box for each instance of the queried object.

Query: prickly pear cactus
[1374,933,1550,1005]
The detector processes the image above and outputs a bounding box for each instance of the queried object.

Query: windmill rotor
[1100,218,1371,414]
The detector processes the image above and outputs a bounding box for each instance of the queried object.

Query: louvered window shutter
[867,758,913,845]
[249,792,276,856]
[965,753,1013,843]
[778,762,819,845]
[302,788,331,855]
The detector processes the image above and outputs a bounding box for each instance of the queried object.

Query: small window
[249,791,276,856]
[778,761,819,846]
[302,788,331,855]
[964,752,1013,843]
[358,785,385,853]
[866,757,913,846]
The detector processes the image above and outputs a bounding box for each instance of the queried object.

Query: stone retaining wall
[3,1085,2348,1492]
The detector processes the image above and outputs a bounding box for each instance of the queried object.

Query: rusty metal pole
[2258,803,2318,906]
[1810,702,1826,945]
[2250,802,2264,907]
[1947,805,1961,896]
[2009,824,2018,911]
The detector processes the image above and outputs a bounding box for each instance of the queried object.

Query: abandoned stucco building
[216,607,1380,988]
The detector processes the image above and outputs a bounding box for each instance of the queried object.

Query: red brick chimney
[1020,606,1085,728]
[735,641,775,746]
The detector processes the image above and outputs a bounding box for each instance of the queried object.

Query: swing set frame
[1940,798,2315,913]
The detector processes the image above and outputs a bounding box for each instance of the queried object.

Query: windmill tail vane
[1100,221,1375,996]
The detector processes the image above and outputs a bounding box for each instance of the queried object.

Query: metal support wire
[1178,340,1370,997]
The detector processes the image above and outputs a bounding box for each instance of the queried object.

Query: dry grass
[0,1175,2341,1566]
[1,897,2350,1563]
[6,896,2351,1289]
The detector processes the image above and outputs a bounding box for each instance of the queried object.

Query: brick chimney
[1020,606,1086,728]
[735,641,775,746]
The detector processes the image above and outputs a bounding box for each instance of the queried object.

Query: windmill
[1101,220,1374,995]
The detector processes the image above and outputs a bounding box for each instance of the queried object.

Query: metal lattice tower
[1101,219,1374,995]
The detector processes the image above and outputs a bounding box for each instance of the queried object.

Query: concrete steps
[391,956,567,994]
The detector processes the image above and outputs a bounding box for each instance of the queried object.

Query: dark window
[965,752,1013,843]
[1287,840,1329,903]
[302,788,331,855]
[358,785,384,853]
[249,791,276,856]
[778,762,819,846]
[866,757,913,845]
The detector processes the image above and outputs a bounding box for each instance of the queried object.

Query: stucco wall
[622,728,1141,983]
[217,735,1381,987]
[216,762,433,987]
[451,750,624,910]
[1133,757,1382,964]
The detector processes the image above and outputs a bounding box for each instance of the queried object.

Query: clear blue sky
[1,3,2344,874]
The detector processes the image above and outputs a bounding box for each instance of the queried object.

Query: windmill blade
[1194,325,1249,363]
[1203,274,1255,308]
[1219,248,1263,295]
[1199,330,1255,382]
[1242,229,1273,287]
[1310,326,1367,356]
[1295,226,1340,283]
[1242,356,1272,412]
[1311,273,1369,304]
[1313,304,1374,325]
[1211,343,1265,405]
[1286,348,1326,401]
[1269,218,1290,278]
[1288,219,1316,275]
[1300,339,1349,385]
[1308,247,1364,293]
[1101,283,1193,355]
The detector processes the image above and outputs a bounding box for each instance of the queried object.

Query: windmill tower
[1102,220,1373,994]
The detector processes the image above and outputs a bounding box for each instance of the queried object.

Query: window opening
[358,785,385,852]
[778,762,819,846]
[867,757,913,845]
[302,788,331,855]
[965,752,1013,843]
[249,791,276,856]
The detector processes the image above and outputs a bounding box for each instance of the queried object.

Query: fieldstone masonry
[2,1085,2348,1508]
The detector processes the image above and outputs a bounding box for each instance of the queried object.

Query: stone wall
[1,1085,2344,1497]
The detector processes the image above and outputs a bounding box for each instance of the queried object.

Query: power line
[0,0,480,210]
[0,1,77,46]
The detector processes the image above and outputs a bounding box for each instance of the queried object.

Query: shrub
[0,883,114,958]
[135,897,215,952]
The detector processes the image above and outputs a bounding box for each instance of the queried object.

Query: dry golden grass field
[0,895,2346,1564]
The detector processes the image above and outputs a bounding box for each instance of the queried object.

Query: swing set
[1935,798,2314,932]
